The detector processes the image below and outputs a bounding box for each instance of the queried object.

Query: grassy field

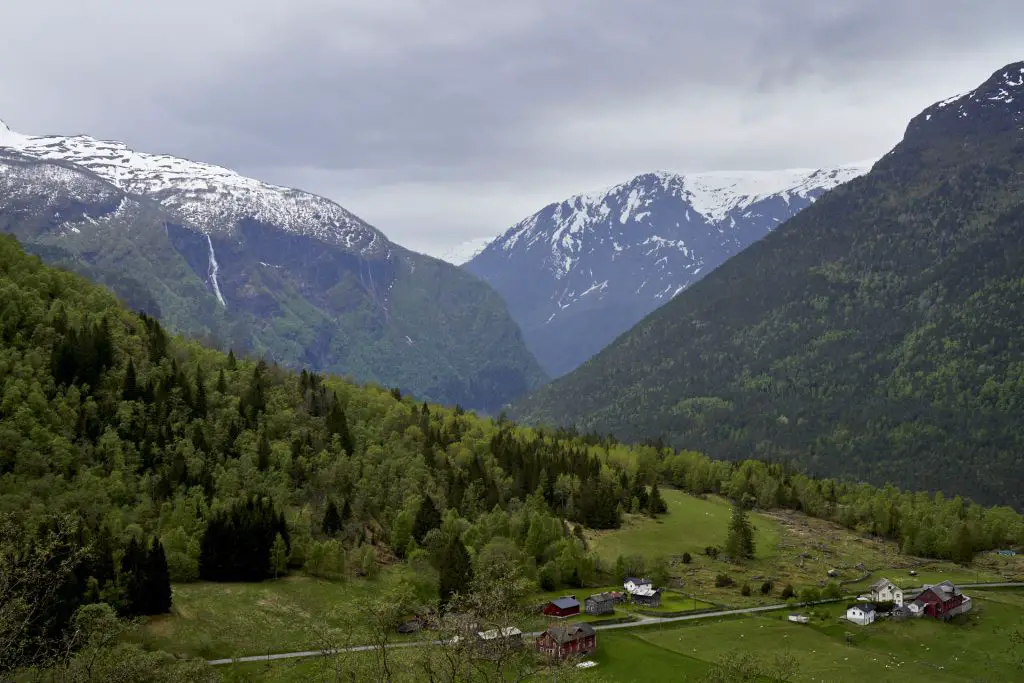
[133,572,410,660]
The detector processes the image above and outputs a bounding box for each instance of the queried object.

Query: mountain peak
[0,122,387,255]
[904,61,1024,144]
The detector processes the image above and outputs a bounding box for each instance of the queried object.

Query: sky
[0,1,1020,258]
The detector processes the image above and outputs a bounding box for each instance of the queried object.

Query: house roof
[550,597,580,610]
[869,578,897,592]
[624,576,650,585]
[476,626,522,640]
[849,603,876,613]
[586,593,616,603]
[543,622,596,644]
[921,581,961,602]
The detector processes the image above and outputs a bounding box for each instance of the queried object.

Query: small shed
[543,596,581,618]
[585,593,617,616]
[787,614,810,624]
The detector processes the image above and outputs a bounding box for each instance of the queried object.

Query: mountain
[0,121,545,412]
[464,163,872,377]
[509,61,1024,509]
[439,236,494,265]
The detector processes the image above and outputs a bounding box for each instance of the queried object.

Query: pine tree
[257,429,271,471]
[647,482,668,515]
[216,368,227,394]
[118,536,147,616]
[271,533,288,579]
[953,522,974,565]
[122,358,139,402]
[326,393,355,456]
[438,535,473,606]
[322,500,342,536]
[227,349,236,369]
[412,495,442,543]
[194,367,208,418]
[147,539,172,614]
[725,503,755,560]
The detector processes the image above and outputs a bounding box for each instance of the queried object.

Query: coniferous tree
[118,537,147,616]
[194,367,208,418]
[322,500,342,536]
[257,429,271,471]
[725,503,755,560]
[146,538,172,614]
[438,535,473,606]
[326,393,355,456]
[412,495,442,543]
[216,368,227,394]
[647,482,668,515]
[122,358,139,402]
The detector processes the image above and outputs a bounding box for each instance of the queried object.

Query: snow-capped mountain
[0,120,546,412]
[0,120,386,256]
[438,236,494,265]
[465,163,873,377]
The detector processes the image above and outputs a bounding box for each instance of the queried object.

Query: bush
[715,573,735,588]
[704,546,719,559]
[823,582,842,600]
[801,587,821,602]
[682,552,692,564]
[760,581,773,595]
[781,584,796,599]
[740,583,751,596]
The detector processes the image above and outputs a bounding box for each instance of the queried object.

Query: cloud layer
[1,1,1020,255]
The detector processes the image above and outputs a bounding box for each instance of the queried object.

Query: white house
[869,578,904,606]
[846,604,876,626]
[623,577,653,594]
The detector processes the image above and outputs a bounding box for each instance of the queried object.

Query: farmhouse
[912,581,972,620]
[584,592,617,615]
[543,596,580,618]
[535,623,596,659]
[623,577,653,594]
[869,578,904,606]
[846,604,876,626]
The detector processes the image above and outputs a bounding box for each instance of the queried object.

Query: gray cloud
[1,1,1020,255]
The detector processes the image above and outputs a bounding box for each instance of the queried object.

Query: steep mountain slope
[509,62,1024,509]
[0,122,545,412]
[465,164,871,377]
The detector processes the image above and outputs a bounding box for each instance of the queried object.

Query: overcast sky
[0,1,1020,257]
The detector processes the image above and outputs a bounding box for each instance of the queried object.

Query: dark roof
[921,581,961,602]
[624,577,650,585]
[550,597,580,610]
[543,622,596,644]
[586,593,616,603]
[850,603,876,613]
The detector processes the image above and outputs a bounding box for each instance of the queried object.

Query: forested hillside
[1,231,1022,678]
[509,62,1024,510]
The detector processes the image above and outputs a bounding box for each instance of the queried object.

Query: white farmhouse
[846,604,876,626]
[869,578,904,606]
[623,577,653,594]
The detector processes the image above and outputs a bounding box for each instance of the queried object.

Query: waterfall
[205,233,227,308]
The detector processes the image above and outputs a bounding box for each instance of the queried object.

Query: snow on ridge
[0,122,386,255]
[491,161,873,274]
[437,235,495,265]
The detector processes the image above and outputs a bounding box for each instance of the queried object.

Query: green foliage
[438,535,473,606]
[714,573,734,588]
[761,580,773,595]
[682,551,692,564]
[512,96,1024,510]
[725,503,755,560]
[781,584,796,599]
[822,582,842,600]
[740,583,751,596]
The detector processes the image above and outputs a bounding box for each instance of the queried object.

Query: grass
[133,571,410,660]
[587,490,781,564]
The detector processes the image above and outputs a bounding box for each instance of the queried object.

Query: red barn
[542,596,580,618]
[535,623,596,658]
[912,581,972,620]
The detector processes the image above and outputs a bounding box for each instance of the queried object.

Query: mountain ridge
[464,161,873,377]
[507,60,1024,509]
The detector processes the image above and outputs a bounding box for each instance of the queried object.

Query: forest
[1,232,1022,679]
[509,86,1024,511]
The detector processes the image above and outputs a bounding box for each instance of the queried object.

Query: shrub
[823,582,842,600]
[682,552,692,565]
[760,581,773,595]
[781,584,796,599]
[741,583,751,596]
[715,573,735,588]
[801,587,821,603]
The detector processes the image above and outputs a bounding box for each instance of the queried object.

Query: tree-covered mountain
[509,61,1024,509]
[463,163,871,377]
[0,123,545,413]
[1,228,1022,677]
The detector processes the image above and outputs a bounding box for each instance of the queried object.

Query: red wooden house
[535,623,596,658]
[912,581,972,620]
[542,596,580,618]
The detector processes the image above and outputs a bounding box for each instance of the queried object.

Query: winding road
[205,581,1024,666]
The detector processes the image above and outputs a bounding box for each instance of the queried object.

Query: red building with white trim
[535,623,596,658]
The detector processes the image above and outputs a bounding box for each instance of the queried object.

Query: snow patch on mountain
[0,120,387,255]
[437,235,494,265]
